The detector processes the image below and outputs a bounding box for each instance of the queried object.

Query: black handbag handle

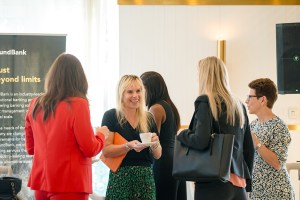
[208,101,221,134]
[208,102,221,155]
[185,100,222,156]
[11,181,18,200]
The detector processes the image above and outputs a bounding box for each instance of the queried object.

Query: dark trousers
[194,180,247,200]
[176,181,187,200]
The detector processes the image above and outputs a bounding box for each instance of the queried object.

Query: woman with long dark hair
[141,71,186,200]
[25,53,109,200]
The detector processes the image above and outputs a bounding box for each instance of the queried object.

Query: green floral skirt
[105,165,156,200]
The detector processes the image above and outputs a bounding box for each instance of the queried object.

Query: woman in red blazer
[24,53,109,200]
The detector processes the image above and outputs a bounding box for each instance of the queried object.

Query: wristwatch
[255,143,262,150]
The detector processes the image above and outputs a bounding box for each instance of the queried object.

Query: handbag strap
[208,101,221,155]
[208,107,221,134]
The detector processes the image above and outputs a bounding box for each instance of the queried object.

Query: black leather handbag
[172,110,235,182]
[0,177,22,200]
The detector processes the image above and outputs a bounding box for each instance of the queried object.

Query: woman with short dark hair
[246,78,295,200]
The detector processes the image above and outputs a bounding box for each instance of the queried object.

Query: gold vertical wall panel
[288,124,300,130]
[218,40,226,63]
[118,0,300,5]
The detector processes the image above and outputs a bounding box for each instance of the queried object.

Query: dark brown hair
[140,71,181,131]
[248,78,278,109]
[32,53,88,121]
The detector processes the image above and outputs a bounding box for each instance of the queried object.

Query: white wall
[119,5,300,199]
[119,5,300,124]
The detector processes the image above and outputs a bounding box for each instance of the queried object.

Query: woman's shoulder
[66,97,88,106]
[103,108,117,118]
[250,118,259,126]
[29,96,39,104]
[28,96,39,110]
[150,103,165,113]
[194,95,209,108]
[105,108,116,114]
[195,95,209,102]
[68,97,87,102]
[273,115,286,124]
[272,116,289,131]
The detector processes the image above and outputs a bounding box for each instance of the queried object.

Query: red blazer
[25,97,104,193]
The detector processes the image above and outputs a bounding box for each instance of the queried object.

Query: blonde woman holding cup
[101,75,161,200]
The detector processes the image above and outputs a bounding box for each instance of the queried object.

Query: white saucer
[137,141,157,147]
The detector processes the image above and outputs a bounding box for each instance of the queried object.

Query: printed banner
[0,34,66,199]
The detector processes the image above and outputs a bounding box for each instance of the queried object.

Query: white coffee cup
[140,132,152,143]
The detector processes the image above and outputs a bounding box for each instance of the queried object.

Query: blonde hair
[116,75,152,132]
[198,56,244,127]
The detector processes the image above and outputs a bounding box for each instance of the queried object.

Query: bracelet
[125,142,131,151]
[150,143,161,153]
[255,143,262,151]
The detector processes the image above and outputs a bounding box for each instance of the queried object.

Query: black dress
[153,101,187,200]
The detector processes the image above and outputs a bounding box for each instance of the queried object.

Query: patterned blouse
[249,116,295,200]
